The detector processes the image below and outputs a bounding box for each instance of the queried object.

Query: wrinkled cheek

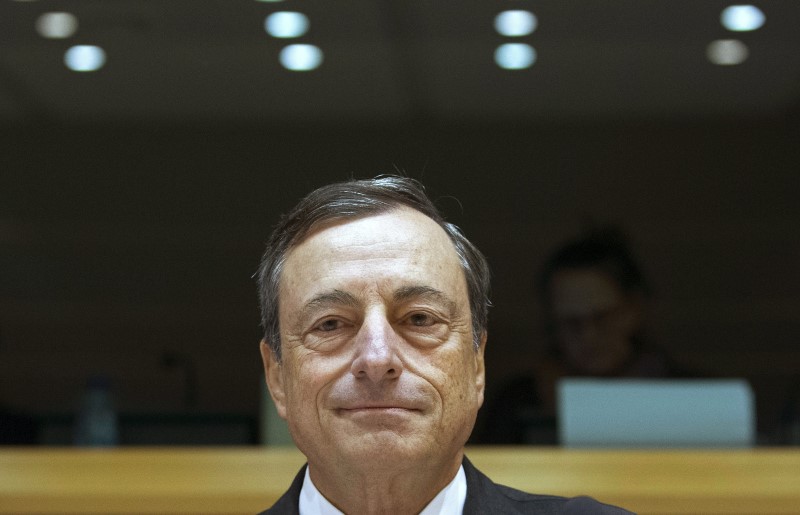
[284,401,322,453]
[283,381,316,427]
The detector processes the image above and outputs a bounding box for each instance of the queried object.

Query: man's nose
[350,313,403,382]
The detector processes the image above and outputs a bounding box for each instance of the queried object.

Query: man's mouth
[339,404,419,412]
[336,404,422,418]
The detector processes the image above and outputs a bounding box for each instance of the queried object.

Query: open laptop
[557,378,756,447]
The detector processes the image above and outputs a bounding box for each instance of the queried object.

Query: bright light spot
[721,5,765,31]
[36,12,78,39]
[64,45,106,72]
[265,11,309,38]
[494,43,536,70]
[706,39,749,65]
[280,44,323,71]
[494,10,537,37]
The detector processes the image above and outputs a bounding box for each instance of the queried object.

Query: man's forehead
[296,206,435,242]
[288,207,453,257]
[279,207,465,295]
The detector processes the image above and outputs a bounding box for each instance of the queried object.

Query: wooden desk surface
[1,446,798,514]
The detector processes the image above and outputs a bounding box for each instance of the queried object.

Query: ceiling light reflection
[280,44,323,71]
[707,39,749,65]
[64,45,106,72]
[494,10,537,37]
[721,5,765,31]
[265,11,309,38]
[494,43,536,70]
[36,12,78,39]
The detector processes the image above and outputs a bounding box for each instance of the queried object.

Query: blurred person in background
[480,227,687,444]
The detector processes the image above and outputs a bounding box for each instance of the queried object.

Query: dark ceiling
[2,0,800,125]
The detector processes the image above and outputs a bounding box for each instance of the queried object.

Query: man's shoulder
[261,459,634,515]
[484,482,633,514]
[463,457,634,515]
[258,464,305,515]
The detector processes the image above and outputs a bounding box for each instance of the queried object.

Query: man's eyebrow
[393,285,458,312]
[303,289,360,311]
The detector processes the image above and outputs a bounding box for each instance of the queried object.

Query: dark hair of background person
[537,226,652,357]
[255,175,492,361]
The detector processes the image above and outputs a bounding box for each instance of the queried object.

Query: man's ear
[260,340,287,419]
[474,331,487,408]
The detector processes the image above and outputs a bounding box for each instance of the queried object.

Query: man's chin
[337,438,429,470]
[335,417,429,456]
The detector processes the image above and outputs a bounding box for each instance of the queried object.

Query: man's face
[550,268,641,375]
[261,207,485,475]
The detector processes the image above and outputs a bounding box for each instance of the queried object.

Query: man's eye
[315,319,342,332]
[407,313,436,327]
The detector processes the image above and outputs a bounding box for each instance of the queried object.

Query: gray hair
[256,175,491,361]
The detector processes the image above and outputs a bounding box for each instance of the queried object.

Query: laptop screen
[557,378,755,447]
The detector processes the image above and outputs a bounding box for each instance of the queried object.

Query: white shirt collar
[299,464,467,515]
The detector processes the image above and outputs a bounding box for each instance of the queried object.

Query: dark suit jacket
[260,456,633,514]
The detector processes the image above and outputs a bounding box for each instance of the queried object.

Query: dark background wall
[1,116,798,442]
